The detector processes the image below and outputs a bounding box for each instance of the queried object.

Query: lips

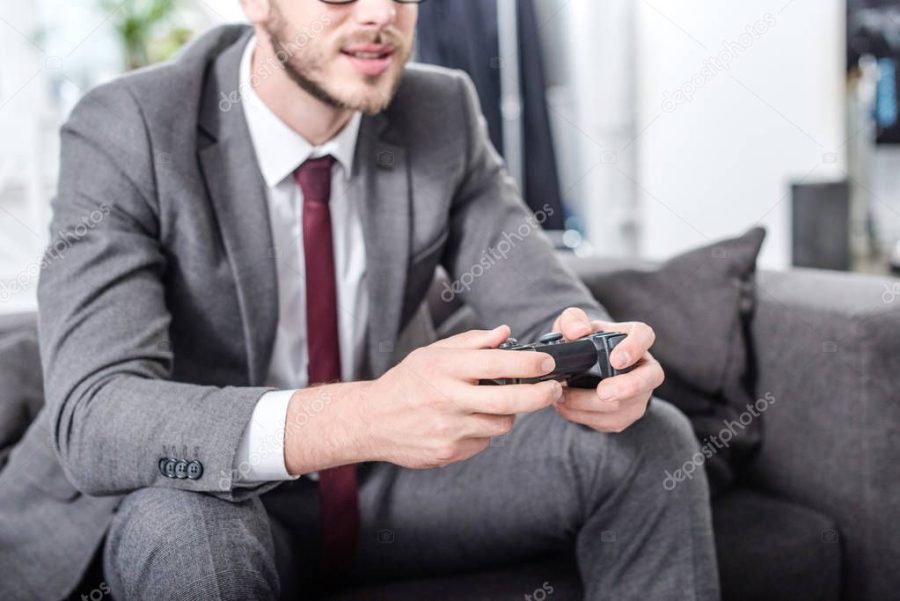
[341,44,395,76]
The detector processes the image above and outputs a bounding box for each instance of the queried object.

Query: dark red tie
[295,156,360,578]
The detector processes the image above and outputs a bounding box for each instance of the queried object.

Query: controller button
[538,332,564,344]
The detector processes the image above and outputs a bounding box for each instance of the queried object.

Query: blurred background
[2,0,899,314]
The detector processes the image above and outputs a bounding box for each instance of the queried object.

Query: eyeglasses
[320,0,425,4]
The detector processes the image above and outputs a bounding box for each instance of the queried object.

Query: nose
[352,0,397,28]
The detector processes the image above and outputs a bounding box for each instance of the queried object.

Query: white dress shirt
[233,37,368,483]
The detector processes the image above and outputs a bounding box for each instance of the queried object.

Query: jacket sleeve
[38,82,276,501]
[442,71,611,341]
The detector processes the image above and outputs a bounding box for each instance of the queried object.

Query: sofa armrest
[0,312,43,469]
[750,268,900,601]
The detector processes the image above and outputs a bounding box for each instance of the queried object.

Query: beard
[265,4,410,115]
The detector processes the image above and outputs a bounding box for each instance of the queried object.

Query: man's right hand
[283,325,562,475]
[358,325,563,469]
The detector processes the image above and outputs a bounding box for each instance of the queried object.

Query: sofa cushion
[565,228,766,493]
[713,490,841,601]
[0,313,43,470]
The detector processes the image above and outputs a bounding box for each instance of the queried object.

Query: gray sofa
[1,261,898,601]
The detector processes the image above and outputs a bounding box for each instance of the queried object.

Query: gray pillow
[0,314,44,470]
[572,228,766,493]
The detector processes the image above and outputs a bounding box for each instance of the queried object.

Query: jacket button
[174,460,188,479]
[187,460,203,480]
[162,458,178,479]
[158,458,169,477]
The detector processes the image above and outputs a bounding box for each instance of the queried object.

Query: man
[0,0,719,599]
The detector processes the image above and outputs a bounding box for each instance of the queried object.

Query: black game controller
[482,331,629,389]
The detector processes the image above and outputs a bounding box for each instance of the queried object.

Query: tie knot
[295,155,336,205]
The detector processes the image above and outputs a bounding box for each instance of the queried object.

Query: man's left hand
[549,308,665,433]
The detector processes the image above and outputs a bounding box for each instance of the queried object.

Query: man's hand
[358,325,564,469]
[283,326,565,475]
[551,308,665,433]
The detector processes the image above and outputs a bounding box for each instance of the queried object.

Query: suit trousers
[103,400,720,601]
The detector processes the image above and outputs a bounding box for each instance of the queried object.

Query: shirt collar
[239,36,362,189]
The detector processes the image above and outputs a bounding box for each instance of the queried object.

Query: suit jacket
[0,25,604,600]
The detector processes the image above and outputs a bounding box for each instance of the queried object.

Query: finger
[461,380,563,415]
[443,348,556,381]
[595,356,665,401]
[600,322,657,370]
[434,325,511,350]
[589,318,618,332]
[553,307,594,341]
[461,413,517,439]
[554,401,648,433]
[558,387,621,413]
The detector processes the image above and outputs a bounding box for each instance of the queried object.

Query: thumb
[554,307,593,341]
[433,325,511,350]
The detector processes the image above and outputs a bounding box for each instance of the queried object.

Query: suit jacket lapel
[352,113,411,378]
[198,30,278,386]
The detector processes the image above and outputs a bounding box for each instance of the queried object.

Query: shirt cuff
[233,389,301,484]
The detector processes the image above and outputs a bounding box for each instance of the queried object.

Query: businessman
[0,0,719,599]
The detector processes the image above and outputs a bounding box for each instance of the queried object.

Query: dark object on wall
[791,181,851,271]
[847,5,900,144]
[416,0,566,229]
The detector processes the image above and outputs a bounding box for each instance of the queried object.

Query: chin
[349,90,394,114]
[332,77,402,114]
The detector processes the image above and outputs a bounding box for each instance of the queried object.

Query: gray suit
[0,26,719,600]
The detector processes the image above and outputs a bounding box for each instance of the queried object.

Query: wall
[635,0,847,269]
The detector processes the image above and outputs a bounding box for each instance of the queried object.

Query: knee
[105,487,277,600]
[636,398,700,458]
[632,399,710,494]
[108,487,263,560]
[567,397,699,467]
